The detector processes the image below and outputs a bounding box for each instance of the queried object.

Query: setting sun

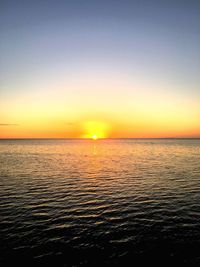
[92,134,98,140]
[81,121,110,139]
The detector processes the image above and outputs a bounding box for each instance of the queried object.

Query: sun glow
[82,121,110,139]
[92,134,98,140]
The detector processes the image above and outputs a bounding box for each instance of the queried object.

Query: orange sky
[0,74,199,138]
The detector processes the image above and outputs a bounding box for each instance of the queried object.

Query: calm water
[0,139,200,266]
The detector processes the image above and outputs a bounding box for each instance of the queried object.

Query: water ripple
[0,139,200,266]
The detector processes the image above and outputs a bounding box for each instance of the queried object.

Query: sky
[0,0,200,138]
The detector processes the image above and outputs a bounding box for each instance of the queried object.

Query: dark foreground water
[0,139,200,266]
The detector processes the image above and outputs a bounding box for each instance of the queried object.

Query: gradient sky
[0,0,200,138]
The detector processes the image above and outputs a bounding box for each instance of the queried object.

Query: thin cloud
[67,122,74,126]
[0,123,19,126]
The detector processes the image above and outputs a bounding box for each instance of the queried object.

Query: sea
[0,139,199,266]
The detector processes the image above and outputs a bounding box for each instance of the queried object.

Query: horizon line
[0,137,200,140]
